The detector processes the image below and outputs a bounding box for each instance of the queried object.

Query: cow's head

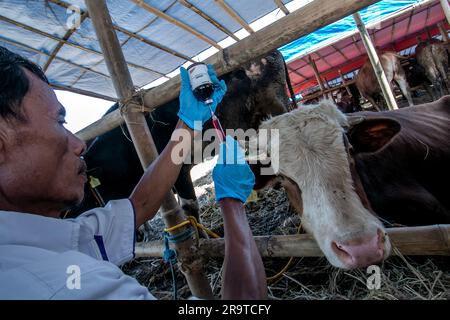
[213,50,290,133]
[251,100,397,269]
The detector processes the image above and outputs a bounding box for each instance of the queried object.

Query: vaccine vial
[187,63,214,105]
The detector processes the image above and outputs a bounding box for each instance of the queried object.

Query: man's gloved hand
[212,136,255,203]
[178,64,227,131]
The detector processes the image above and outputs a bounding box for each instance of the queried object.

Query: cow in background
[336,82,363,113]
[416,37,450,99]
[404,57,434,100]
[251,98,450,269]
[355,52,414,111]
[69,51,292,230]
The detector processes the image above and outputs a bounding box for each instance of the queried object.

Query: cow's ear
[347,118,401,153]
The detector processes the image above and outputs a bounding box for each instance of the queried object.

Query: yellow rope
[266,223,303,283]
[164,216,221,240]
[163,215,302,284]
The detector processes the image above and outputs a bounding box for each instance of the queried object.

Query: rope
[161,217,219,300]
[163,232,178,300]
[164,216,221,240]
[266,223,303,284]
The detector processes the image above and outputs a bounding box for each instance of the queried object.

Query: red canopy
[287,0,448,95]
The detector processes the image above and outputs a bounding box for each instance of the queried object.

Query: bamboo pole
[0,14,164,78]
[76,0,382,141]
[441,0,450,26]
[131,0,221,49]
[135,224,450,258]
[273,0,290,15]
[178,0,240,42]
[85,0,213,299]
[353,12,398,110]
[48,0,194,63]
[43,12,89,72]
[214,0,255,34]
[51,84,116,102]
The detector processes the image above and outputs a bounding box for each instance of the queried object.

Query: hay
[122,170,450,300]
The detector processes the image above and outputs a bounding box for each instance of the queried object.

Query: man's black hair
[0,46,49,120]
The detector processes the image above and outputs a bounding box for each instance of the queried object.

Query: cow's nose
[332,229,385,269]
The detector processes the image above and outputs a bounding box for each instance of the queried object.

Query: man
[0,46,267,300]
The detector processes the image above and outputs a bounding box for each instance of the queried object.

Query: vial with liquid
[187,63,214,105]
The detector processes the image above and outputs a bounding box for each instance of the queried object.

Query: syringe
[207,104,225,142]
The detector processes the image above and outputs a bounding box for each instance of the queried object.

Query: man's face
[0,70,87,217]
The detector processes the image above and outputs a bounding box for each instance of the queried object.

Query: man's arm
[130,120,194,227]
[220,199,267,300]
[130,65,226,228]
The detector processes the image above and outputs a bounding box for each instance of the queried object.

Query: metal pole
[353,12,398,110]
[85,0,213,299]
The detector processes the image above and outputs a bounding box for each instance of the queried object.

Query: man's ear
[346,118,401,153]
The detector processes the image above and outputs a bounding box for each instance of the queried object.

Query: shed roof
[0,0,296,100]
[1,0,442,101]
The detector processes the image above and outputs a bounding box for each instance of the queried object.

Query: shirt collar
[0,210,80,252]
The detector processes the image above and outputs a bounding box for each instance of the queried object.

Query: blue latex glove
[178,64,227,131]
[212,136,255,203]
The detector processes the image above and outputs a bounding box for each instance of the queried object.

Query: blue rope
[162,228,195,300]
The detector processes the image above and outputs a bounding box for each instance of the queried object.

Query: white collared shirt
[0,199,155,300]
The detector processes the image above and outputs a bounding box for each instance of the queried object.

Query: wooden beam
[77,0,382,140]
[178,0,239,41]
[390,17,396,43]
[331,44,350,61]
[214,0,255,34]
[85,0,213,300]
[441,0,450,26]
[131,0,221,49]
[48,0,194,63]
[51,84,116,101]
[273,0,290,15]
[353,12,398,110]
[135,225,450,258]
[314,51,333,69]
[0,14,165,77]
[288,66,308,79]
[308,56,326,94]
[438,22,450,43]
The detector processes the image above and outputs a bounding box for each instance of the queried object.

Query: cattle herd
[70,37,450,270]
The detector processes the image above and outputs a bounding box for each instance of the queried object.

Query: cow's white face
[256,101,391,269]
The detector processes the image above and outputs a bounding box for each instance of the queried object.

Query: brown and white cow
[250,97,450,269]
[355,52,414,111]
[416,38,450,99]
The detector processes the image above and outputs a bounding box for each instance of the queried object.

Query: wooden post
[85,0,213,299]
[441,0,450,26]
[353,12,398,110]
[136,224,450,258]
[339,70,353,96]
[308,56,326,98]
[76,0,382,141]
[438,22,449,43]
